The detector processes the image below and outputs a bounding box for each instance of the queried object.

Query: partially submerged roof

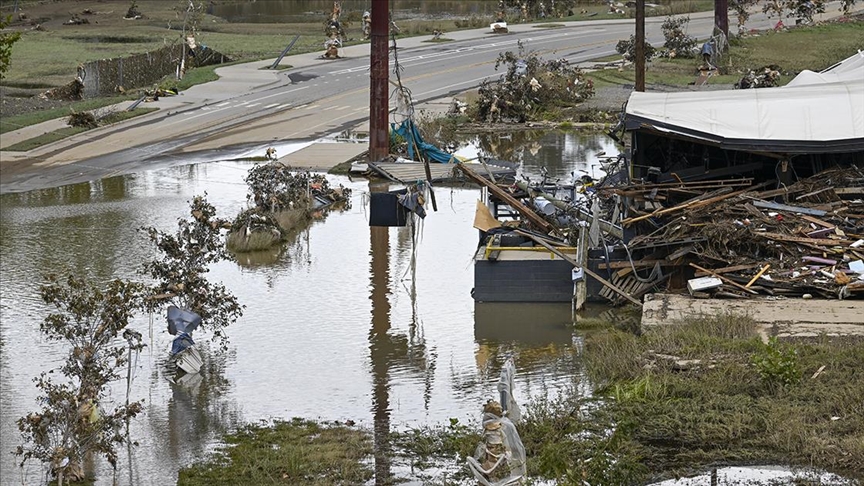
[624,52,864,154]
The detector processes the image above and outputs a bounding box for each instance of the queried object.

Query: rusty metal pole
[369,0,390,162]
[635,0,645,92]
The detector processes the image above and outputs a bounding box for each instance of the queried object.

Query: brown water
[0,132,620,485]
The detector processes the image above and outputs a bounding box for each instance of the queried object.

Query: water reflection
[456,130,620,181]
[369,181,393,483]
[0,132,611,485]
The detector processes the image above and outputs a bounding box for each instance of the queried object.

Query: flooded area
[0,132,615,485]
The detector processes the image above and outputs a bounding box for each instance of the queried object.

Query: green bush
[752,337,802,389]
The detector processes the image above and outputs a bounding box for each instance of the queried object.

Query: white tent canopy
[625,52,864,153]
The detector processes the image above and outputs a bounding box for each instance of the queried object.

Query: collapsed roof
[624,51,864,154]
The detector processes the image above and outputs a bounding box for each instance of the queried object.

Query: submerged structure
[467,51,864,315]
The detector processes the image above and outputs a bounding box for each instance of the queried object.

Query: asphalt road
[0,5,849,193]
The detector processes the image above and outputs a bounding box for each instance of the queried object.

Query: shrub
[752,337,802,389]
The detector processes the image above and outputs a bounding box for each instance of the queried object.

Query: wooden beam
[693,263,759,277]
[517,230,643,307]
[622,185,753,226]
[689,263,758,295]
[746,264,770,288]
[456,163,553,233]
[599,259,678,270]
[757,232,852,246]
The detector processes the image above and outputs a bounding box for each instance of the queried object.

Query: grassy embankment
[177,315,864,485]
[3,107,158,151]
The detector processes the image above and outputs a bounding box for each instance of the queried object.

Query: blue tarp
[391,119,456,164]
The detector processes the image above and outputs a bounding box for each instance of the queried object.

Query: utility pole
[369,0,389,162]
[635,0,645,92]
[714,0,729,40]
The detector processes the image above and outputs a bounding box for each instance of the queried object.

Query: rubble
[604,165,864,300]
[734,65,781,89]
[226,163,351,252]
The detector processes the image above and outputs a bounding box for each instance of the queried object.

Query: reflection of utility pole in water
[368,181,393,484]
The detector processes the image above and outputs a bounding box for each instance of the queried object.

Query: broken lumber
[456,163,553,234]
[689,263,758,295]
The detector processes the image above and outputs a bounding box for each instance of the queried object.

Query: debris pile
[227,163,351,252]
[734,65,781,89]
[475,42,594,123]
[606,166,864,299]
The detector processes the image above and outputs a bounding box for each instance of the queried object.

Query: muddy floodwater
[0,132,617,485]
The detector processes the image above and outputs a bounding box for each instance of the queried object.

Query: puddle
[650,465,857,485]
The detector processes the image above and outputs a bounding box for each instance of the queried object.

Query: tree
[0,14,22,80]
[503,0,579,21]
[16,276,146,485]
[140,195,243,350]
[731,0,856,31]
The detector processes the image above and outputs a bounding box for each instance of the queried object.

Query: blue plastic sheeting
[167,305,202,335]
[171,332,195,356]
[391,119,456,164]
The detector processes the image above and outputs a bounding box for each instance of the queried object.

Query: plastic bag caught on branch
[466,357,526,485]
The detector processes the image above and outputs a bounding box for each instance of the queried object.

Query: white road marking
[265,103,279,108]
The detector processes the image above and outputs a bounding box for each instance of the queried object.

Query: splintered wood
[609,166,864,300]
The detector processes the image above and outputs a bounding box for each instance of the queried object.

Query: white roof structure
[786,50,864,87]
[624,52,864,153]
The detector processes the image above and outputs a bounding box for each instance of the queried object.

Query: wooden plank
[757,232,852,246]
[516,230,642,307]
[622,185,758,226]
[599,259,673,270]
[694,263,759,277]
[798,214,835,228]
[457,164,553,233]
[746,264,771,288]
[751,200,827,217]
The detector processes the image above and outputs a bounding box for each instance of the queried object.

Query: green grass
[0,61,230,135]
[3,126,90,152]
[177,418,373,486]
[157,62,243,92]
[0,96,135,134]
[580,315,864,482]
[585,20,864,88]
[3,107,158,151]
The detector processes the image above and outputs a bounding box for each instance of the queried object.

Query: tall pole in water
[635,0,645,92]
[369,0,390,162]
